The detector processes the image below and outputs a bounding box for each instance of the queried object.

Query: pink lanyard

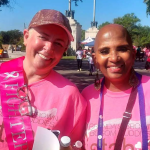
[0,57,34,150]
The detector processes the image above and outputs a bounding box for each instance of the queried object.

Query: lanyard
[97,74,148,150]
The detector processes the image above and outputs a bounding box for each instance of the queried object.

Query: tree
[81,30,85,41]
[17,36,26,51]
[144,0,150,15]
[99,13,150,47]
[0,35,3,48]
[72,0,82,6]
[133,25,150,47]
[0,30,23,44]
[113,13,150,47]
[113,13,140,37]
[0,0,9,7]
[98,22,111,29]
[0,0,17,9]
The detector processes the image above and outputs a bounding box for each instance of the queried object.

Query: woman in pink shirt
[82,24,150,150]
[0,9,86,150]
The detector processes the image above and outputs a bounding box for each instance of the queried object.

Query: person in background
[145,46,150,60]
[145,50,150,71]
[76,46,83,71]
[86,48,94,76]
[10,45,15,53]
[0,9,86,150]
[137,46,141,53]
[0,46,4,60]
[82,24,150,149]
[82,49,87,59]
[136,46,141,61]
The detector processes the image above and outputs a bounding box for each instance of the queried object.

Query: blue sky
[0,0,149,32]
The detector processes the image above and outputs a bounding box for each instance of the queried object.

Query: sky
[0,0,149,32]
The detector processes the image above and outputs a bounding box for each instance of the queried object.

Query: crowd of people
[133,45,150,62]
[0,8,150,150]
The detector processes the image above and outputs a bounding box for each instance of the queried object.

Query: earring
[129,68,139,87]
[94,70,101,90]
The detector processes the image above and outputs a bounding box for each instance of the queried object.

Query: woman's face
[23,24,68,73]
[94,28,136,82]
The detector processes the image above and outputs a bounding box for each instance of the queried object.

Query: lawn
[62,56,76,59]
[0,58,12,61]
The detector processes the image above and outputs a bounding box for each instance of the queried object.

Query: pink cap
[28,9,74,42]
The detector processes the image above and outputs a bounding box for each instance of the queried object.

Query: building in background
[65,0,82,51]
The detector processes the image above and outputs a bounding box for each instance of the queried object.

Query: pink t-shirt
[146,52,150,62]
[146,49,150,56]
[82,75,150,150]
[0,69,87,150]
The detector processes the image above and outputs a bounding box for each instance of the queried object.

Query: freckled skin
[93,24,136,91]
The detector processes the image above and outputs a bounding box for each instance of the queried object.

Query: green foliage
[113,13,140,37]
[133,25,150,47]
[0,35,3,48]
[0,29,25,50]
[0,30,23,44]
[17,36,26,51]
[81,30,85,41]
[144,0,150,15]
[66,46,76,56]
[112,13,150,47]
[98,22,111,29]
[99,13,150,47]
[62,56,76,59]
[0,0,17,10]
[0,0,9,7]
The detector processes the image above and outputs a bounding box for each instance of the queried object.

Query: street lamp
[91,0,98,27]
[65,0,75,19]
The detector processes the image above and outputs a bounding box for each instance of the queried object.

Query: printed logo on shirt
[85,117,150,150]
[0,107,59,147]
[31,108,58,128]
[89,139,143,150]
[35,108,57,118]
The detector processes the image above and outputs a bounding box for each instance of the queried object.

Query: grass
[62,56,76,59]
[0,58,13,61]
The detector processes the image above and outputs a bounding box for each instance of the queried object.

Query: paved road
[1,58,149,92]
[54,59,150,92]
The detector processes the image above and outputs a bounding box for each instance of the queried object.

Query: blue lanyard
[97,74,148,150]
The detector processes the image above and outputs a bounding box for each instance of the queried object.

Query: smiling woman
[23,24,69,81]
[93,24,135,90]
[82,24,150,150]
[0,9,86,150]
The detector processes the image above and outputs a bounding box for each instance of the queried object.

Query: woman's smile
[38,53,51,60]
[107,64,124,73]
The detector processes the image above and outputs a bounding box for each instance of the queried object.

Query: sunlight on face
[24,24,69,73]
[94,25,135,82]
